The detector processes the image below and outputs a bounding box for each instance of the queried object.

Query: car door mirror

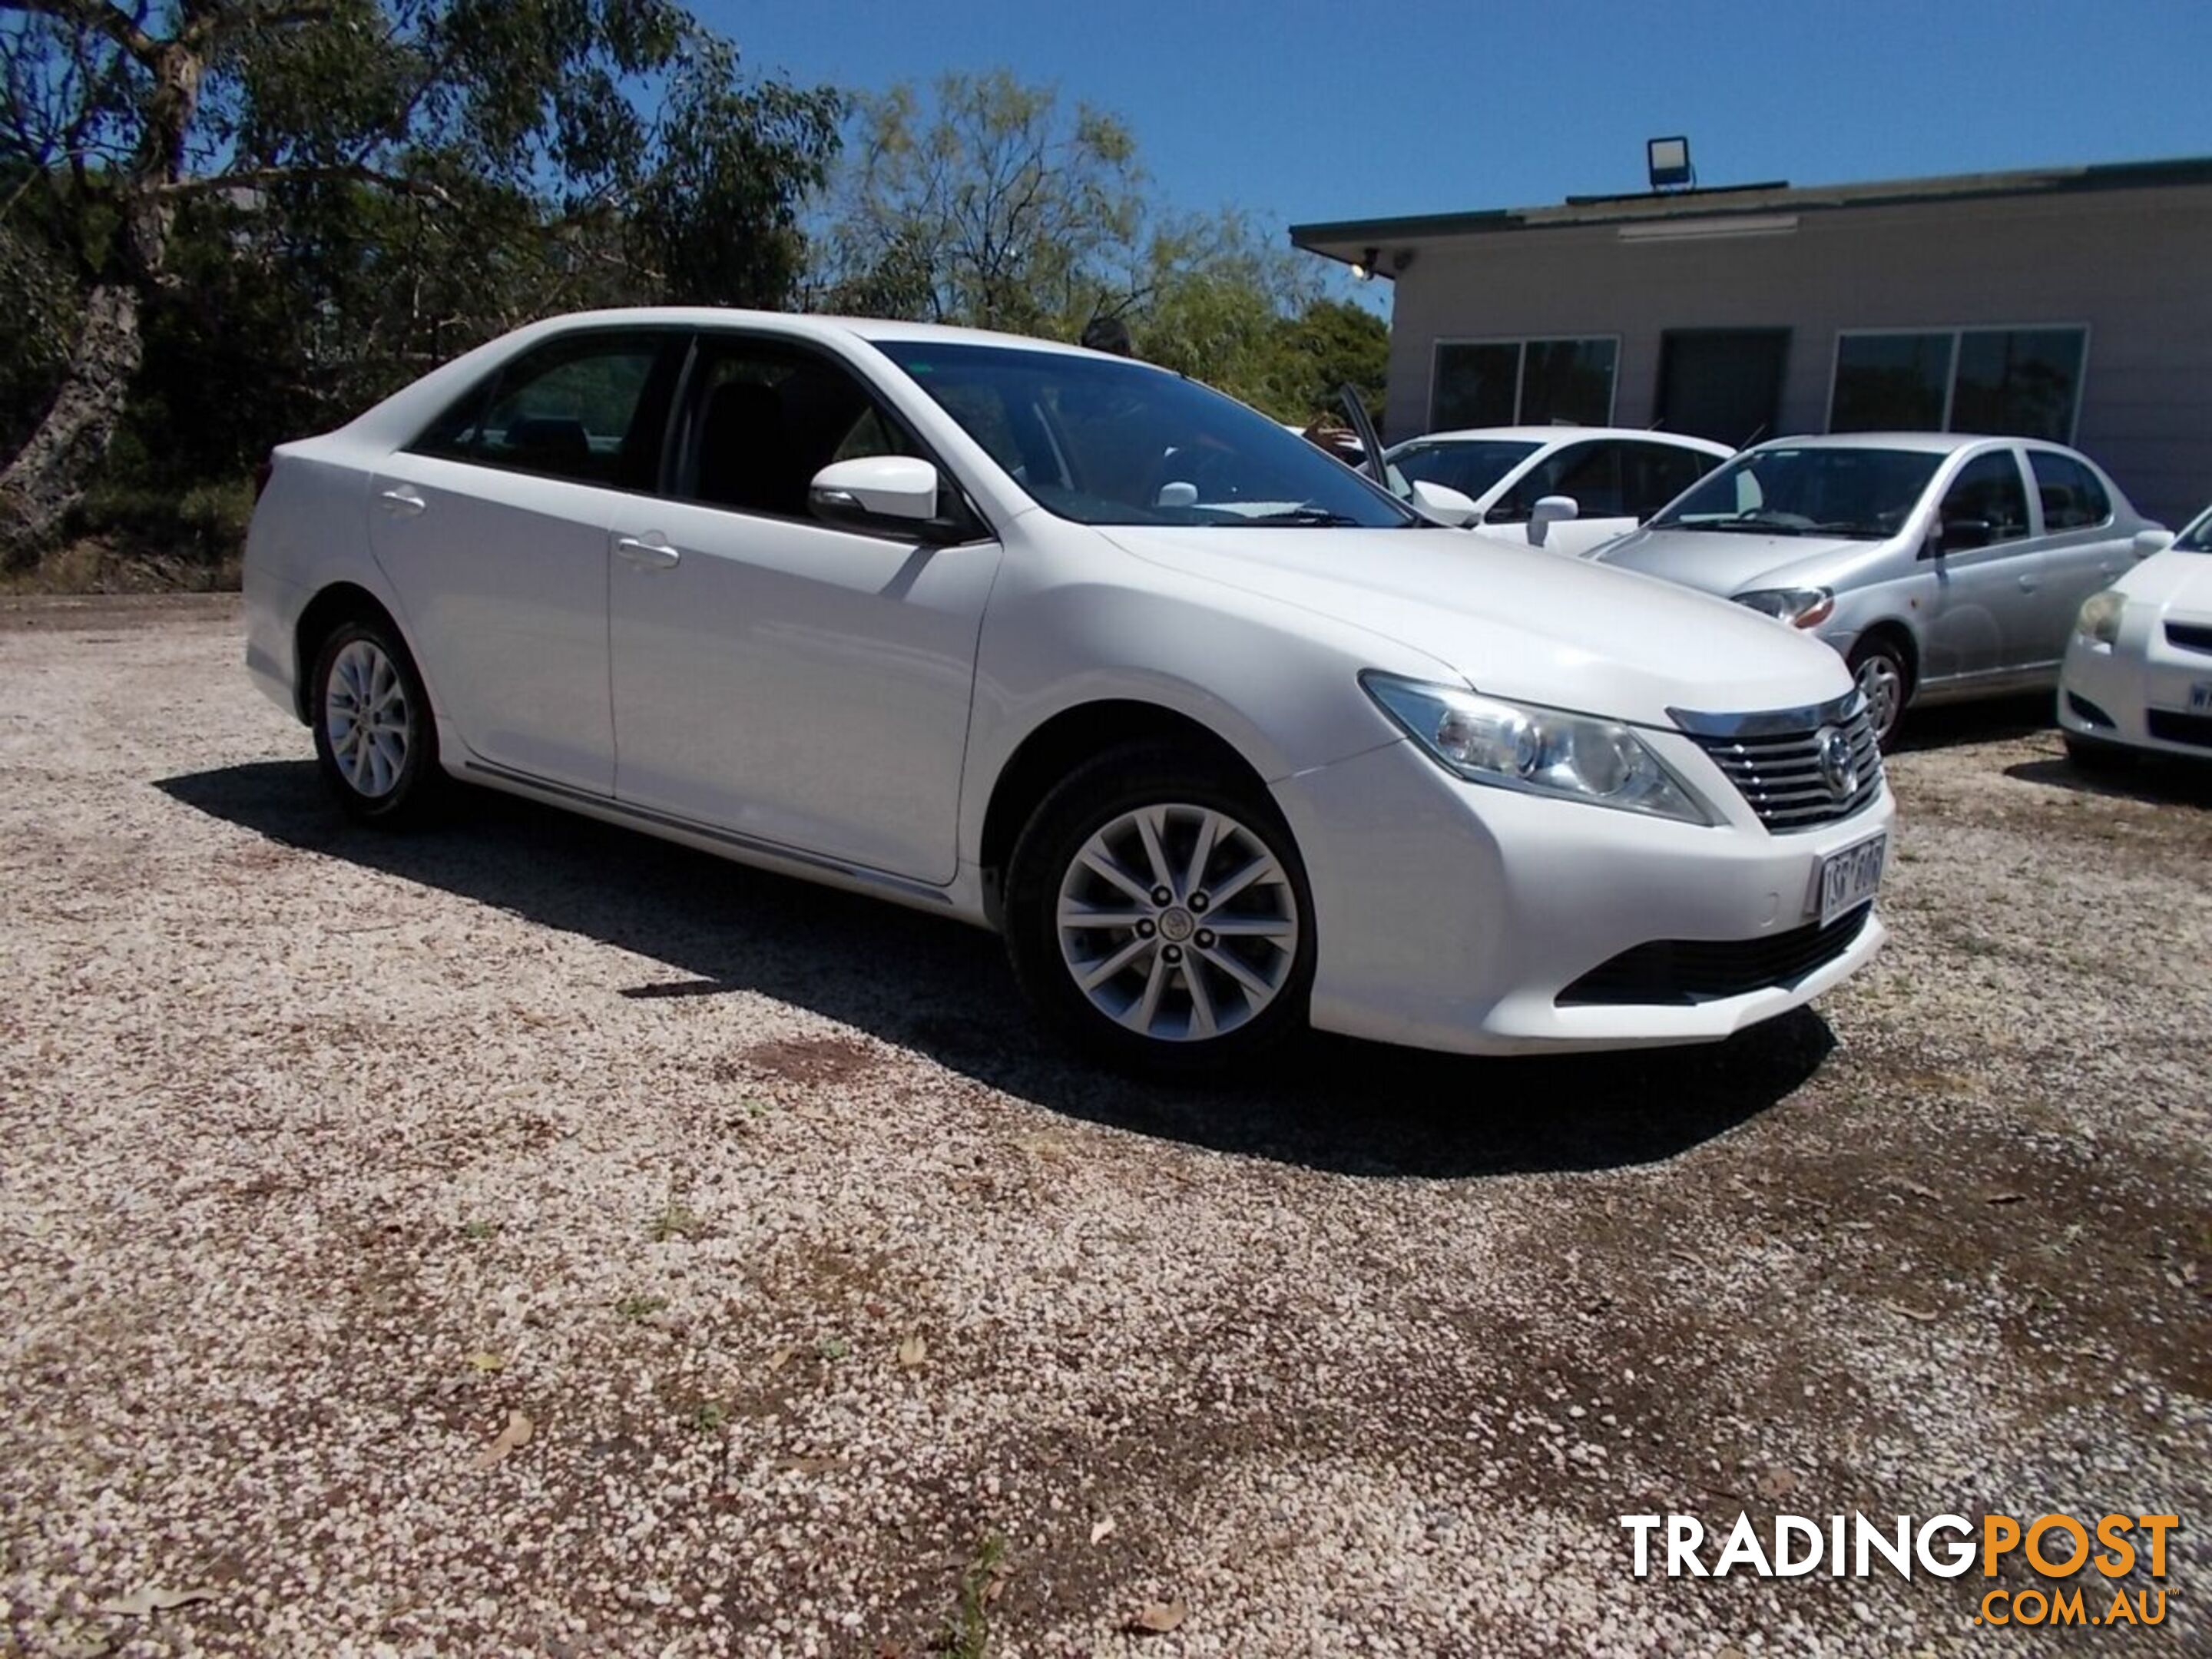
[1938,517,1993,553]
[2134,528,2175,559]
[1406,478,1481,527]
[1527,494,1579,548]
[809,455,940,533]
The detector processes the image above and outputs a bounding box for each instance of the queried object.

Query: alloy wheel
[1054,803,1300,1042]
[1855,651,1906,744]
[324,637,412,799]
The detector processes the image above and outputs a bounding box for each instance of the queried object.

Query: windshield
[1651,446,1944,539]
[1389,439,1541,502]
[872,341,1419,529]
[2175,508,2212,553]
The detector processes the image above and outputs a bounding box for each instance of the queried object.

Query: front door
[1920,448,2041,681]
[1484,439,1635,555]
[367,328,683,793]
[1655,329,1790,448]
[606,333,1002,885]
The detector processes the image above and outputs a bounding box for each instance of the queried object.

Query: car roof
[515,305,1126,362]
[1746,431,2035,455]
[1397,426,1733,455]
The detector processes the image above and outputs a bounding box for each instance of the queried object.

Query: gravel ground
[2,594,2206,1657]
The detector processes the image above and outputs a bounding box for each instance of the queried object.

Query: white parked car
[1385,427,1733,556]
[245,310,1891,1071]
[2058,503,2212,767]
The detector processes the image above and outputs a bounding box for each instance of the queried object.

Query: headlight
[1732,587,1835,628]
[1361,673,1714,824]
[2075,590,2124,647]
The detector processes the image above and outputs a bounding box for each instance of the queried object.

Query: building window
[1432,337,1617,430]
[1830,326,2087,442]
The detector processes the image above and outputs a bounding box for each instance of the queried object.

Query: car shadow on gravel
[158,760,1834,1180]
[2003,754,2212,808]
[1889,690,2052,753]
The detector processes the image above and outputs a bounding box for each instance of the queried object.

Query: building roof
[1290,154,2212,272]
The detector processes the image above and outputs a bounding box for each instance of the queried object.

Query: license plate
[2192,682,2212,714]
[1813,833,1886,926]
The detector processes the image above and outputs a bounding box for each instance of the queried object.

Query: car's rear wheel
[1004,744,1314,1073]
[310,618,440,825]
[1849,634,1912,751]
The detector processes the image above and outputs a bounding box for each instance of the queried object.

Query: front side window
[1431,337,1616,429]
[874,341,1418,529]
[2174,508,2212,553]
[2028,449,2111,531]
[677,339,921,518]
[409,332,674,489]
[1829,326,2087,442]
[1652,446,1945,540]
[1490,442,1625,523]
[1623,442,1720,521]
[1939,452,2032,544]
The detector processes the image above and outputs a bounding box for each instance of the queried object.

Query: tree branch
[154,163,452,204]
[0,0,160,65]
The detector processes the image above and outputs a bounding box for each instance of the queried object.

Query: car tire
[2062,732,2134,773]
[1004,742,1316,1075]
[1848,634,1912,751]
[309,617,442,826]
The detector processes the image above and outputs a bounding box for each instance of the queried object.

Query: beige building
[1292,157,2212,529]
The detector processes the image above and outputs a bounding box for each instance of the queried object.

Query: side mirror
[1406,478,1481,527]
[1527,494,1579,548]
[808,455,939,533]
[2134,528,2175,559]
[1938,517,1994,553]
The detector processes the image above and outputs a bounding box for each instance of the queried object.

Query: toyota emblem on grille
[1816,726,1856,800]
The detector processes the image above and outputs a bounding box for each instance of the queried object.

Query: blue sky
[709,0,2210,233]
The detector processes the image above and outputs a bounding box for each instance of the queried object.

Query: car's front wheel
[1849,634,1912,751]
[310,618,441,825]
[1004,744,1315,1073]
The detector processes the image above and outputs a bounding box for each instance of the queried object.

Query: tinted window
[1939,452,2032,544]
[411,332,674,489]
[677,339,920,518]
[876,341,1416,530]
[2028,450,2111,531]
[2174,509,2212,553]
[1492,442,1624,522]
[1623,442,1719,521]
[1432,343,1518,430]
[1831,333,1952,431]
[1952,329,2085,442]
[1391,439,1541,500]
[1520,339,1618,426]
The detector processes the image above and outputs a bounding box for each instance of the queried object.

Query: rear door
[367,328,682,793]
[2023,448,2132,667]
[604,330,1002,884]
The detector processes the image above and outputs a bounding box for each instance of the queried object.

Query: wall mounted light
[1647,135,1692,191]
[1350,245,1380,281]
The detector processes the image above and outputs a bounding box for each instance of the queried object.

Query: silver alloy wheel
[324,638,411,799]
[1856,652,1905,742]
[1055,802,1300,1042]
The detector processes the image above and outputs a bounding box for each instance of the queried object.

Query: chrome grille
[1671,694,1884,833]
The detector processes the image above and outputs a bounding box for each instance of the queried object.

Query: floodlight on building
[1350,245,1380,281]
[1647,136,1693,191]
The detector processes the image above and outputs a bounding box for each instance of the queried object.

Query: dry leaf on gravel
[1985,1190,2026,1206]
[1129,1599,1187,1634]
[1089,1516,1115,1545]
[473,1409,533,1469]
[99,1585,218,1617]
[767,1346,796,1372]
[465,1351,504,1373]
[897,1333,927,1369]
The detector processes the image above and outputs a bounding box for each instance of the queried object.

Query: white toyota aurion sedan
[2058,502,2212,767]
[244,309,1892,1071]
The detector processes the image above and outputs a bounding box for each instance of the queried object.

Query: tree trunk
[0,283,145,565]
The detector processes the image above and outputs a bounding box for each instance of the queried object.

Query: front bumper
[1272,737,1892,1055]
[2058,621,2212,761]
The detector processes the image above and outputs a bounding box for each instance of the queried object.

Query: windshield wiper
[1244,505,1369,527]
[1690,513,1807,536]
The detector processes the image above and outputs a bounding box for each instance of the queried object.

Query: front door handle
[614,534,680,571]
[378,485,426,518]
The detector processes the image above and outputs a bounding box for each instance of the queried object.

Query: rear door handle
[614,534,680,571]
[2017,574,2039,591]
[378,485,426,518]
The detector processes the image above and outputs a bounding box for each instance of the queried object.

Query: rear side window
[2028,450,2111,531]
[408,331,678,490]
[1939,452,2032,544]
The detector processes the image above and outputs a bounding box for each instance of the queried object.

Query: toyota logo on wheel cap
[1816,726,1856,800]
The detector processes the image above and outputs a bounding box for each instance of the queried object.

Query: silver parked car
[1592,433,2167,747]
